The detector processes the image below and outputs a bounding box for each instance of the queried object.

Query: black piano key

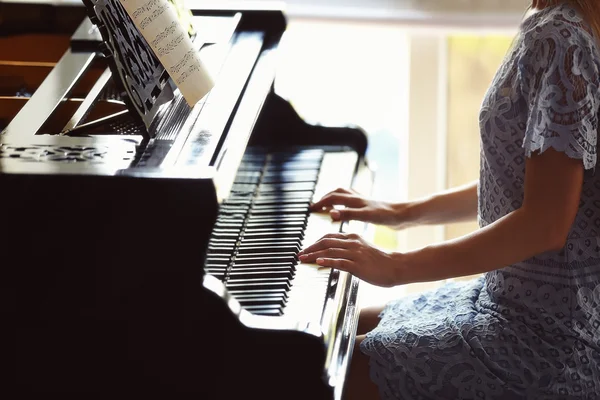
[206,265,228,271]
[246,215,307,223]
[261,175,317,184]
[230,261,294,268]
[214,222,244,229]
[205,257,231,265]
[249,207,308,216]
[211,232,242,239]
[242,231,303,240]
[207,238,237,245]
[264,161,322,172]
[252,198,311,207]
[237,298,285,308]
[233,171,261,184]
[234,292,287,301]
[216,217,245,224]
[238,238,302,246]
[227,288,288,297]
[207,247,235,255]
[213,228,245,235]
[228,270,293,279]
[238,299,285,309]
[226,280,291,290]
[251,202,310,210]
[262,171,319,180]
[227,277,291,287]
[245,221,306,230]
[258,182,315,195]
[243,307,283,316]
[233,255,295,264]
[235,251,297,259]
[255,192,314,201]
[236,244,300,254]
[244,227,303,234]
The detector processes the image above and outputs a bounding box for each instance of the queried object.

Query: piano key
[251,202,310,210]
[214,222,244,229]
[207,238,237,245]
[233,292,286,299]
[234,251,296,259]
[228,269,293,279]
[282,151,358,323]
[258,182,315,195]
[216,217,245,224]
[228,261,294,269]
[237,244,300,254]
[244,227,303,234]
[240,307,283,316]
[211,231,242,239]
[261,175,317,184]
[264,161,322,172]
[227,277,291,286]
[237,298,285,307]
[229,267,293,276]
[226,280,291,290]
[246,215,307,223]
[252,197,310,210]
[207,247,235,255]
[227,288,288,297]
[262,171,318,180]
[249,207,308,216]
[233,255,295,264]
[254,192,314,201]
[241,231,304,240]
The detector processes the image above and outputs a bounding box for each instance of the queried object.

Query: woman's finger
[298,237,353,255]
[315,257,355,273]
[298,248,355,263]
[310,193,364,211]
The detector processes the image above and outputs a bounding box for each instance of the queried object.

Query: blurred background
[201,0,529,306]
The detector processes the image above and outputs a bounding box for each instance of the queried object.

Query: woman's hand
[297,232,402,287]
[311,188,409,228]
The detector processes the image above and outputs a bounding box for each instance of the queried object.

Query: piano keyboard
[205,148,358,320]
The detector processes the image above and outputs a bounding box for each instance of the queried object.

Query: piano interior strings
[2,1,373,398]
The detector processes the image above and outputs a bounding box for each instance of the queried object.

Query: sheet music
[119,0,214,107]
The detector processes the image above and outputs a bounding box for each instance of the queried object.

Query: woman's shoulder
[520,4,597,55]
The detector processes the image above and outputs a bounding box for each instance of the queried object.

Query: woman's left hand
[297,232,401,287]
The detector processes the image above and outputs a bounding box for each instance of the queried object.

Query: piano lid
[1,1,287,203]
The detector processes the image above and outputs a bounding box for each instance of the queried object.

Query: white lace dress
[360,4,600,399]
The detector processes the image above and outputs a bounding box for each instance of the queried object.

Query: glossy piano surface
[3,1,371,399]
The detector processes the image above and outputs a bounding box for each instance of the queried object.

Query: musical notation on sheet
[120,0,214,107]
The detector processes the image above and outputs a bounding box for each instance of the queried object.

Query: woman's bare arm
[299,149,583,287]
[399,180,479,228]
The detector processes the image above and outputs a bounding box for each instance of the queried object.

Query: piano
[3,1,372,398]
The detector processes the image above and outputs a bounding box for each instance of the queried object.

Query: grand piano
[3,1,372,398]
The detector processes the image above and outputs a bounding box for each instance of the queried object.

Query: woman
[298,1,600,399]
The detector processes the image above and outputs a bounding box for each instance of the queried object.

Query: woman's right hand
[310,188,411,229]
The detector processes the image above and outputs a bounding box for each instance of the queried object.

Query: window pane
[445,34,514,241]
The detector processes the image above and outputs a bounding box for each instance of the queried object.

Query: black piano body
[2,1,370,398]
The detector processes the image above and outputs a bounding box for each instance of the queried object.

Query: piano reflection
[2,1,373,399]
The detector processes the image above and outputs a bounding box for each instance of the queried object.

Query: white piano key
[283,151,358,326]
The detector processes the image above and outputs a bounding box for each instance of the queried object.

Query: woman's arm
[310,180,478,230]
[401,180,479,227]
[400,148,582,284]
[299,149,583,287]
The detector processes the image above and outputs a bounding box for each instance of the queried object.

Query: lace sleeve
[520,21,600,170]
